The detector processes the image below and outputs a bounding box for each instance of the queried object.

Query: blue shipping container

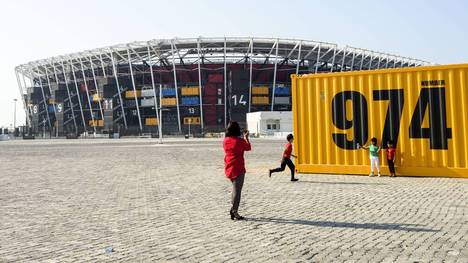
[162,89,177,97]
[47,105,55,113]
[273,87,290,95]
[182,97,199,105]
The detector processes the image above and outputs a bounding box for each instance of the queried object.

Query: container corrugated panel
[145,117,159,126]
[252,96,269,105]
[47,105,55,113]
[292,63,468,178]
[141,89,155,97]
[252,86,269,95]
[274,96,290,105]
[161,98,177,106]
[162,89,177,97]
[204,95,217,104]
[181,87,199,96]
[274,87,290,95]
[125,90,141,98]
[208,74,223,83]
[89,120,104,127]
[141,98,155,107]
[181,97,199,105]
[203,106,216,124]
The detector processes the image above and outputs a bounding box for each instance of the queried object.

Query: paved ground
[0,138,467,262]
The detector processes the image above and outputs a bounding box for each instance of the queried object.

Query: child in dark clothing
[386,140,396,177]
[269,134,298,182]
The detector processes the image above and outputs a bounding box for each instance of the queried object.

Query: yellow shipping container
[183,117,201,125]
[92,94,102,102]
[252,96,269,105]
[48,98,55,104]
[125,90,142,98]
[89,120,104,127]
[161,98,177,106]
[292,63,468,178]
[252,86,269,95]
[181,87,199,96]
[145,118,159,126]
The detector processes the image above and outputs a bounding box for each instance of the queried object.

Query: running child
[386,140,396,177]
[269,134,298,182]
[360,137,381,177]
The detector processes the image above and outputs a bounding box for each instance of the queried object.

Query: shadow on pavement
[282,181,384,185]
[246,218,438,232]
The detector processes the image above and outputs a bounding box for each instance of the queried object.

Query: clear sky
[1,0,467,127]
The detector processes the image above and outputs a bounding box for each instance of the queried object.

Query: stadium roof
[15,37,431,78]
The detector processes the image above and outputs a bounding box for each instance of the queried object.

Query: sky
[1,0,467,127]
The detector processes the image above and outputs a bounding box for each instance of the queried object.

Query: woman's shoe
[232,211,244,220]
[230,210,235,220]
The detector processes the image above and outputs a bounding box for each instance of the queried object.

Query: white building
[246,111,292,137]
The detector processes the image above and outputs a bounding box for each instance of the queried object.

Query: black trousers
[231,173,245,213]
[387,159,395,173]
[271,157,295,179]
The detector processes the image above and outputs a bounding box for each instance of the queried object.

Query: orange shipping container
[252,96,269,105]
[145,118,159,126]
[89,120,104,127]
[252,86,269,95]
[292,63,468,178]
[161,98,177,106]
[125,90,142,98]
[181,87,199,96]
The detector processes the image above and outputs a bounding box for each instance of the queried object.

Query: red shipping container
[203,105,217,124]
[208,74,223,83]
[203,84,217,96]
[204,95,217,104]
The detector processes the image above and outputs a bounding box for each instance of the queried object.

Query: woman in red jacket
[223,121,251,220]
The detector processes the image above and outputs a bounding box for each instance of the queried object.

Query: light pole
[13,99,17,136]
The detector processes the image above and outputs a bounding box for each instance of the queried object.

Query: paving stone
[0,138,467,262]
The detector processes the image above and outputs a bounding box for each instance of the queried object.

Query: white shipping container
[141,98,155,107]
[98,78,108,86]
[141,89,155,97]
[274,96,290,105]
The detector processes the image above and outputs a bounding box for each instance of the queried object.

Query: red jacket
[223,137,251,180]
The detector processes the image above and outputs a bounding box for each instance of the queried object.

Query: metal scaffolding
[15,37,430,136]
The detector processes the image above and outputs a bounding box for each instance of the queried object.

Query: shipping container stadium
[14,37,430,137]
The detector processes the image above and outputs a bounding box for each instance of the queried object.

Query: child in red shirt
[269,134,298,181]
[386,140,396,177]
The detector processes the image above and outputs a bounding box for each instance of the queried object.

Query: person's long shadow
[247,218,438,232]
[289,181,384,185]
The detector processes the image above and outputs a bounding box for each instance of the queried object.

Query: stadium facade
[14,37,430,137]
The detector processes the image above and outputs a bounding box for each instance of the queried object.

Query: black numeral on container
[330,88,451,150]
[373,89,404,148]
[409,88,452,149]
[331,91,368,149]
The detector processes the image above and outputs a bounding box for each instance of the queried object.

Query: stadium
[14,37,429,137]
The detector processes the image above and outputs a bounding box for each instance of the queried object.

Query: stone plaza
[0,138,467,262]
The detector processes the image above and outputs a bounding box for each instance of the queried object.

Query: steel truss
[15,37,430,135]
